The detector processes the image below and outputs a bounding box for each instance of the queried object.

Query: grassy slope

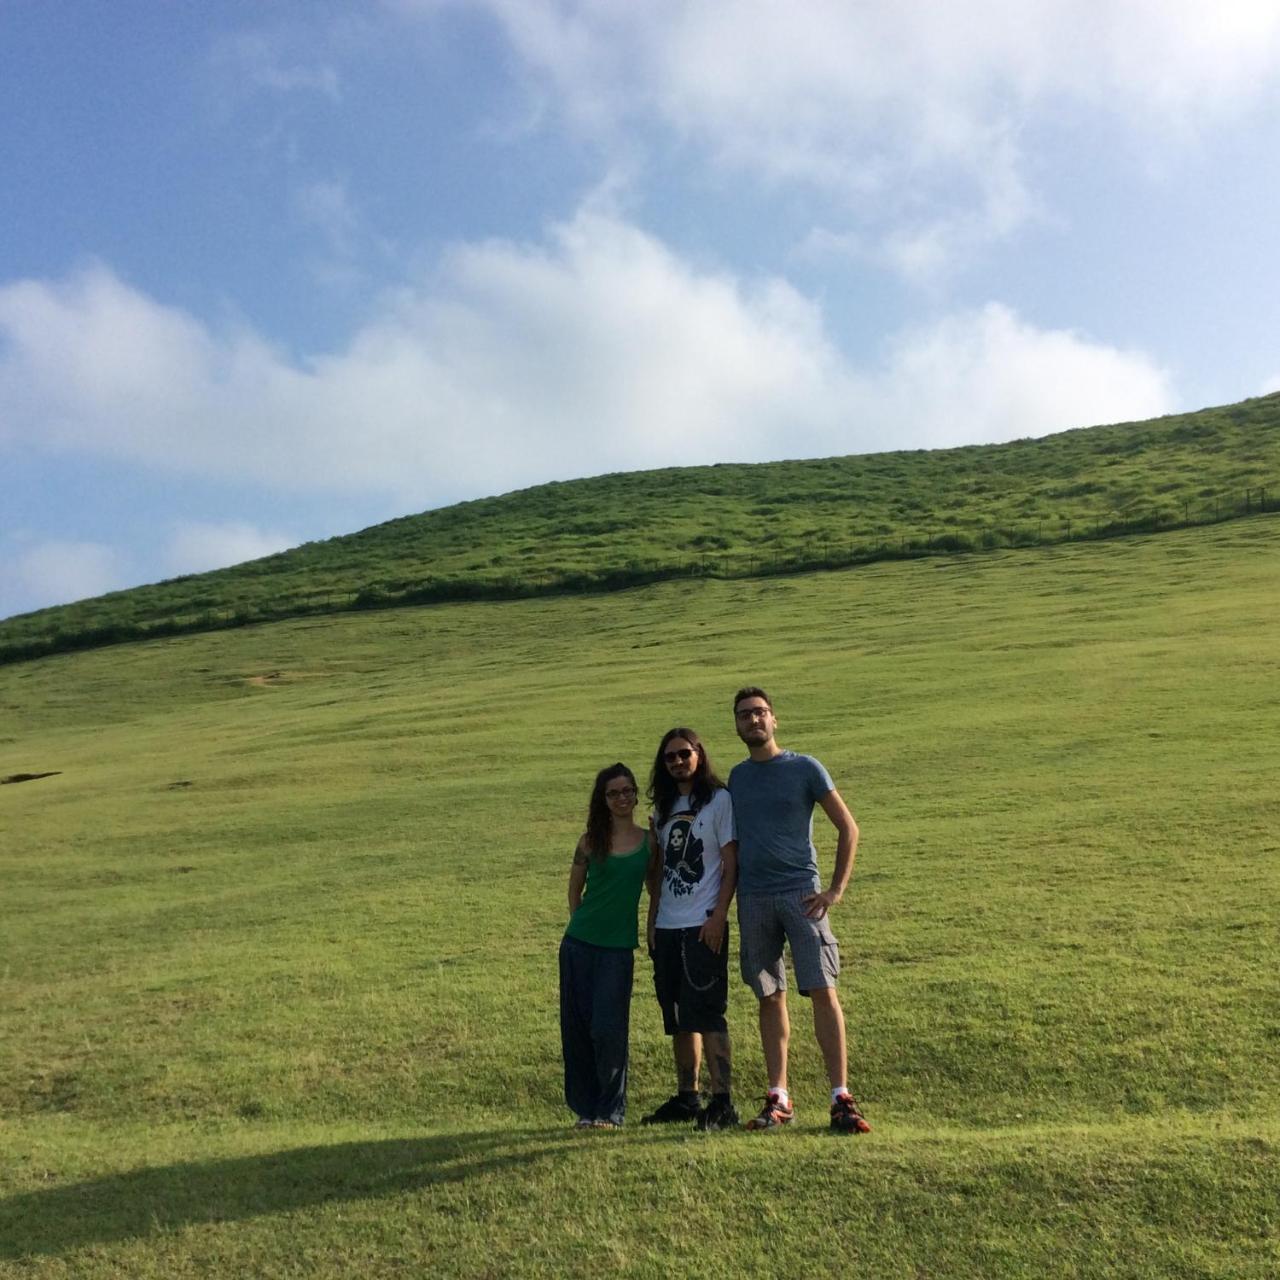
[3,392,1278,661]
[2,515,1278,1277]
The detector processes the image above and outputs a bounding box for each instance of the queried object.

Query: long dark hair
[584,763,637,863]
[648,727,724,826]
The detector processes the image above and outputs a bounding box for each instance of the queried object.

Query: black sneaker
[641,1094,701,1125]
[829,1093,871,1134]
[695,1096,740,1131]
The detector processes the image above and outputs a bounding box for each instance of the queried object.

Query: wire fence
[2,483,1276,665]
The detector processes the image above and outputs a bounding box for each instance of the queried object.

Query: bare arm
[697,839,738,952]
[568,838,589,918]
[802,789,859,919]
[645,825,661,951]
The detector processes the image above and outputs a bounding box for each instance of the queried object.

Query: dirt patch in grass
[1,771,61,785]
[244,670,327,686]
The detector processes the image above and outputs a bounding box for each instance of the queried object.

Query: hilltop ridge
[3,391,1277,663]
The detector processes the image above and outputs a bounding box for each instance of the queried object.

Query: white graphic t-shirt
[653,788,736,929]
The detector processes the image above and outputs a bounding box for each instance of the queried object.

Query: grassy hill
[2,515,1277,1277]
[2,391,1278,663]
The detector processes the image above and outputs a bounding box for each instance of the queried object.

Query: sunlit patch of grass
[1,520,1278,1275]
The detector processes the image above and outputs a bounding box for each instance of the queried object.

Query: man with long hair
[729,687,871,1134]
[641,727,739,1130]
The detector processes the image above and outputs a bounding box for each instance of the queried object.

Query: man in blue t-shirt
[727,685,872,1135]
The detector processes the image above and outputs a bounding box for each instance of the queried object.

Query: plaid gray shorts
[737,890,840,998]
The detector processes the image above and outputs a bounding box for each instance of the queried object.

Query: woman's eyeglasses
[663,748,695,764]
[605,786,637,800]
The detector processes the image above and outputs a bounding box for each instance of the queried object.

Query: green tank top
[564,836,650,950]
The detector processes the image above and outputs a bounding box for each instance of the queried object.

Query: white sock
[769,1087,790,1105]
[831,1086,850,1103]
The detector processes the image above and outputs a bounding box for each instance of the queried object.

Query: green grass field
[3,516,1278,1277]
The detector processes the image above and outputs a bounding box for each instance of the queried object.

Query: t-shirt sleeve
[807,756,835,801]
[711,788,736,849]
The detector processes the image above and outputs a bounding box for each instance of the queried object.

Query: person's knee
[808,985,839,1008]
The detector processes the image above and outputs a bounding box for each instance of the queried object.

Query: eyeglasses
[735,706,771,721]
[605,786,637,800]
[663,748,695,764]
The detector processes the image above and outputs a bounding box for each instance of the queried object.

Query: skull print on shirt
[662,811,705,898]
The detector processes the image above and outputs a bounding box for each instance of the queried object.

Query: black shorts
[650,924,729,1035]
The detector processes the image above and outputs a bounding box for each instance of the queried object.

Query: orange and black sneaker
[745,1090,794,1130]
[830,1093,871,1134]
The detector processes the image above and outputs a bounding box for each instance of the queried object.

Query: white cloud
[871,304,1173,448]
[165,522,296,577]
[400,1,1280,274]
[292,177,390,291]
[0,266,260,461]
[0,217,1174,509]
[296,179,362,258]
[0,538,128,618]
[213,30,341,101]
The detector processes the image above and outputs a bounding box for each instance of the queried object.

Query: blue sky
[3,1,1280,619]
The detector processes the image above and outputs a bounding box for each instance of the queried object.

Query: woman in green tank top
[559,762,656,1128]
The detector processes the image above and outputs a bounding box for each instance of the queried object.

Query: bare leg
[702,1031,732,1094]
[673,1031,702,1093]
[810,987,847,1088]
[758,992,789,1091]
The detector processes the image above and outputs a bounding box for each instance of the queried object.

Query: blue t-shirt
[728,751,834,895]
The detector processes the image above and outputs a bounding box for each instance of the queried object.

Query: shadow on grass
[0,1127,585,1260]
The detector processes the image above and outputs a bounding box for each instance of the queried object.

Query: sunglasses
[663,748,696,764]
